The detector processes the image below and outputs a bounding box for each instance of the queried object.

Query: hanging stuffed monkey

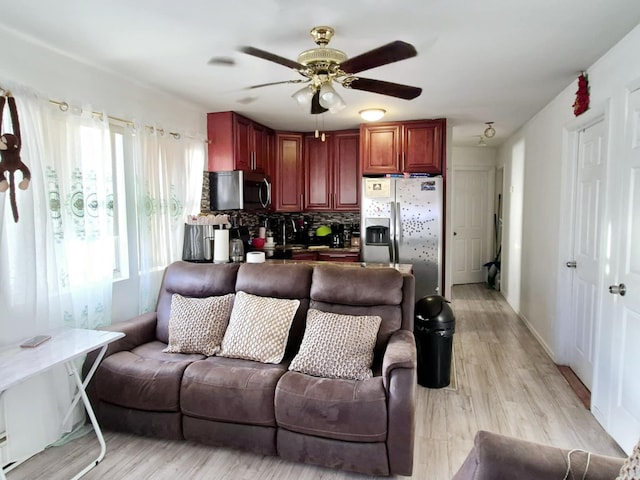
[0,92,31,222]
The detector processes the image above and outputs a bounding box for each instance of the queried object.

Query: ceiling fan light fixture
[359,108,386,121]
[483,122,496,138]
[319,82,344,109]
[292,85,314,107]
[329,95,346,113]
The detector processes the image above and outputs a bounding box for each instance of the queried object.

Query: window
[110,124,130,280]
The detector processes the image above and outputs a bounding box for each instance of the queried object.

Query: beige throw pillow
[289,309,382,381]
[616,438,640,480]
[219,291,300,364]
[163,293,235,356]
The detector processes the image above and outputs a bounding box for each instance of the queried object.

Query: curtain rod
[1,84,203,142]
[48,99,183,140]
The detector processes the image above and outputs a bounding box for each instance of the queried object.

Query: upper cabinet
[304,130,360,212]
[274,132,304,212]
[360,118,446,175]
[332,131,360,211]
[207,112,273,174]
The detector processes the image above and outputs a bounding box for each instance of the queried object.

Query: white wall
[451,146,497,169]
[0,25,208,321]
[497,22,640,360]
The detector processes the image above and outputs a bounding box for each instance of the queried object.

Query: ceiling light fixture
[483,122,496,138]
[359,108,386,122]
[291,86,314,107]
[318,82,346,112]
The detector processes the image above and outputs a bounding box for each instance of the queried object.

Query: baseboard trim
[557,365,591,409]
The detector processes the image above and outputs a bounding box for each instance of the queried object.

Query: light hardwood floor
[7,283,625,479]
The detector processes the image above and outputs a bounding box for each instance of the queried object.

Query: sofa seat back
[236,263,313,358]
[309,265,409,361]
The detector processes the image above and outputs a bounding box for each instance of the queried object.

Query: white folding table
[0,328,124,480]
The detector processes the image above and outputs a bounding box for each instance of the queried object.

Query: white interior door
[452,169,492,285]
[600,87,640,453]
[569,120,607,391]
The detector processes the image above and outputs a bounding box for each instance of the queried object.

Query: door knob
[453,232,457,236]
[566,261,577,268]
[609,283,626,296]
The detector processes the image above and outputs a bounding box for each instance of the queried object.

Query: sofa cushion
[617,438,640,479]
[275,371,387,443]
[163,293,235,356]
[95,341,204,411]
[310,264,403,306]
[219,291,300,364]
[181,356,288,426]
[156,262,241,343]
[289,309,381,380]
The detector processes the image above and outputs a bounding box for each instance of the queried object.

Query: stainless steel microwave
[209,170,271,211]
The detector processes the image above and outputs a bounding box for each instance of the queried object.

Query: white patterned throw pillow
[289,309,382,381]
[219,291,300,364]
[616,438,640,480]
[163,293,235,356]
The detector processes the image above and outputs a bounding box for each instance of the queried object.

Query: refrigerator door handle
[395,202,402,263]
[389,201,396,264]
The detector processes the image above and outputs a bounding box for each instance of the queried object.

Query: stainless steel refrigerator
[361,176,443,302]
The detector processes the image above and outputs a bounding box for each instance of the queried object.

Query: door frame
[450,164,496,285]
[555,102,610,370]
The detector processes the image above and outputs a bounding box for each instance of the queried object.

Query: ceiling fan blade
[246,79,308,90]
[311,91,329,114]
[348,77,422,100]
[207,56,235,66]
[340,41,417,74]
[240,46,306,71]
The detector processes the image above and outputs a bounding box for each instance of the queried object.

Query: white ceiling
[3,0,640,146]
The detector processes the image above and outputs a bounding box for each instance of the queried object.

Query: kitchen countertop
[261,245,361,254]
[263,259,413,275]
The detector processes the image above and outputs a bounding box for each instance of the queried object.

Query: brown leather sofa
[86,261,417,476]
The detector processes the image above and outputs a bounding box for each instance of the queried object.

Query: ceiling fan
[237,26,423,114]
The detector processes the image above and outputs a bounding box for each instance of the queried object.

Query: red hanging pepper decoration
[573,72,590,116]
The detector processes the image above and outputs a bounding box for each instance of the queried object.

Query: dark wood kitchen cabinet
[360,118,445,175]
[304,130,360,212]
[274,132,304,212]
[207,111,273,173]
[317,251,360,262]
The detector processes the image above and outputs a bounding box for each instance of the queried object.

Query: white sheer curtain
[0,82,115,462]
[133,124,204,313]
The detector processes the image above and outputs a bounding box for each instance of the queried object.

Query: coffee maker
[330,223,344,248]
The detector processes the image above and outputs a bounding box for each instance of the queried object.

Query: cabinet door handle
[300,194,303,209]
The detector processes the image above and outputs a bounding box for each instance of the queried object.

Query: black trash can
[414,295,456,388]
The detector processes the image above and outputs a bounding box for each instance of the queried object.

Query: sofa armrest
[452,430,625,480]
[82,312,158,380]
[382,329,417,476]
[382,329,416,384]
[99,312,158,356]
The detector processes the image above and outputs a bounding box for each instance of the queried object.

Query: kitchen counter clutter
[264,258,413,275]
[260,243,361,262]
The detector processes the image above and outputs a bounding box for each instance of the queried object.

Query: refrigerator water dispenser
[365,224,389,245]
